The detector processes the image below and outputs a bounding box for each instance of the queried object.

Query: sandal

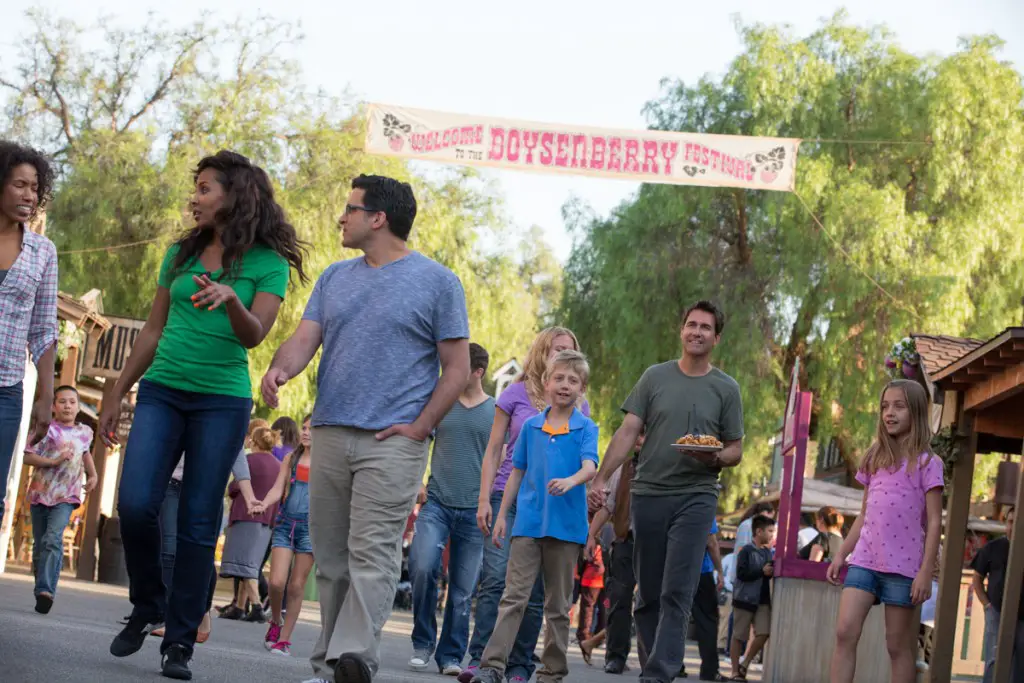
[734,663,748,681]
[578,642,592,666]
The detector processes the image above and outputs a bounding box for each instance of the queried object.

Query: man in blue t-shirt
[679,519,726,681]
[262,174,470,683]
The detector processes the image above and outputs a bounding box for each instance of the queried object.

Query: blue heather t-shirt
[302,252,470,430]
[510,408,599,545]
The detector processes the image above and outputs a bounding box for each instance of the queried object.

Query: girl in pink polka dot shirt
[826,380,944,683]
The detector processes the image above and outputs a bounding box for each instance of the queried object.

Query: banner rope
[799,138,932,146]
[793,190,921,320]
[57,237,162,255]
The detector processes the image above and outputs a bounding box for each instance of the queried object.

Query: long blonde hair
[859,379,934,476]
[517,326,582,410]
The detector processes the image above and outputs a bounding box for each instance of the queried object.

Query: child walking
[472,350,599,683]
[23,385,96,614]
[260,414,314,656]
[827,379,944,683]
[729,515,776,681]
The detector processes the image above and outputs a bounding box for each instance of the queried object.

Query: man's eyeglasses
[344,203,381,216]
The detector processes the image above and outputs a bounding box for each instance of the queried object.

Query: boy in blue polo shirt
[473,350,599,683]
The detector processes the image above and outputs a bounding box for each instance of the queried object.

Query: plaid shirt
[0,229,58,387]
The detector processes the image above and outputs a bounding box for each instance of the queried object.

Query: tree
[561,12,1024,510]
[2,10,559,419]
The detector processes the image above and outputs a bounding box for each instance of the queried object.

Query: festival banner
[365,103,799,192]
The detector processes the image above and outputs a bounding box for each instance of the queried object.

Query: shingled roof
[912,334,985,377]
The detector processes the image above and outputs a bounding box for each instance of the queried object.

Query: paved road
[0,569,752,683]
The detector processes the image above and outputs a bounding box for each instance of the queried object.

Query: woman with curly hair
[98,150,307,680]
[0,141,58,524]
[462,327,589,683]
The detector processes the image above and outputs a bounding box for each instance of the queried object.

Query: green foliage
[1,10,560,422]
[561,13,1024,510]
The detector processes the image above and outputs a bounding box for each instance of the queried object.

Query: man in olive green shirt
[590,300,744,683]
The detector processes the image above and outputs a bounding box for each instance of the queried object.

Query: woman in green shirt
[98,150,307,680]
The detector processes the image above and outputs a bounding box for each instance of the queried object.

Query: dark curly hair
[172,150,308,283]
[0,141,54,220]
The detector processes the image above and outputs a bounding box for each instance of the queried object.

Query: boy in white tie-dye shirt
[23,385,96,614]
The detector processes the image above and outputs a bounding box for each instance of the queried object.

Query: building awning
[755,478,1004,533]
[57,292,111,336]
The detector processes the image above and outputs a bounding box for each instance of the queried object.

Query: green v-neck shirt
[145,244,289,397]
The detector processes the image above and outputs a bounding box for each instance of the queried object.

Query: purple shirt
[848,453,944,578]
[271,444,293,462]
[491,381,590,493]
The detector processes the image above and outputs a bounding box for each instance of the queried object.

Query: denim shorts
[844,565,914,607]
[271,515,313,555]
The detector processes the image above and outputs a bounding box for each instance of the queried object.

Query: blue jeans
[30,502,74,596]
[0,382,24,522]
[118,379,250,655]
[982,605,1024,683]
[844,565,913,608]
[467,490,544,680]
[410,497,485,668]
[159,478,219,612]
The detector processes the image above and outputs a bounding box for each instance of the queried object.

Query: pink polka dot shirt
[848,453,944,579]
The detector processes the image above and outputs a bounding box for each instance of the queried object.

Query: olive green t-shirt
[145,244,289,398]
[621,360,744,497]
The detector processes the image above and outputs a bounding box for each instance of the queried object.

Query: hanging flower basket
[884,337,921,380]
[57,320,86,363]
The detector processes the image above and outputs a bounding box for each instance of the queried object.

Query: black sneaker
[243,604,266,623]
[604,659,626,675]
[334,652,373,683]
[218,605,245,620]
[110,615,163,657]
[161,644,193,680]
[34,593,54,614]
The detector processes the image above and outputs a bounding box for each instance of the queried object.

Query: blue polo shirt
[510,407,599,545]
[701,519,720,574]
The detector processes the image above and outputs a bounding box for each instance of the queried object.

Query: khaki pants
[308,426,429,679]
[717,592,732,650]
[482,536,581,683]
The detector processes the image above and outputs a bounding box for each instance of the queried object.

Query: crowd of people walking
[0,137,955,683]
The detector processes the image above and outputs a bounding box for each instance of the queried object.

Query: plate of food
[671,434,724,453]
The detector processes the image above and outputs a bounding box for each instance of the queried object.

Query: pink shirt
[848,452,944,578]
[27,422,94,507]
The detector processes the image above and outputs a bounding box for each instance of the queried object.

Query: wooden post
[992,446,1024,683]
[76,381,118,581]
[58,344,79,388]
[775,434,795,567]
[927,404,977,683]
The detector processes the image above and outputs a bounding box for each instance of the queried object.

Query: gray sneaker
[471,668,504,683]
[409,650,432,671]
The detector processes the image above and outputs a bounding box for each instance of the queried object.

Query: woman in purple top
[462,327,589,683]
[220,426,282,623]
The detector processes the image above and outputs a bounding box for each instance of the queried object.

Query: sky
[8,0,1023,261]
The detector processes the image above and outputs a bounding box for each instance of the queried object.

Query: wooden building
[923,327,1024,683]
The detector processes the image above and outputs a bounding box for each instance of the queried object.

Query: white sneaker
[409,652,432,671]
[442,663,463,676]
[301,679,330,683]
